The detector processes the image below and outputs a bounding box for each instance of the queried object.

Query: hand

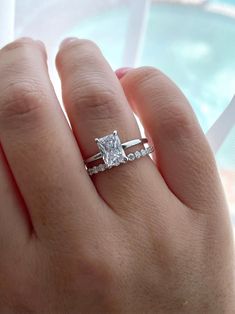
[0,37,234,314]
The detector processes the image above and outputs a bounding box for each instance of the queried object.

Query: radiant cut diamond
[96,131,127,168]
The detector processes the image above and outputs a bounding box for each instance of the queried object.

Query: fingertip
[34,40,46,51]
[59,37,78,50]
[1,37,47,58]
[115,67,133,80]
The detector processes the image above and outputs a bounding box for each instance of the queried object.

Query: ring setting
[85,130,154,176]
[95,130,128,168]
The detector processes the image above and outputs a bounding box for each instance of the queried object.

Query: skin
[0,37,234,314]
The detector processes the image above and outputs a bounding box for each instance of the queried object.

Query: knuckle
[81,253,115,287]
[0,40,47,126]
[69,83,121,121]
[159,104,195,139]
[128,67,196,139]
[0,80,46,124]
[52,248,116,295]
[77,248,129,295]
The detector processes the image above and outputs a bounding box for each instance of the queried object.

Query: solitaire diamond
[96,131,127,168]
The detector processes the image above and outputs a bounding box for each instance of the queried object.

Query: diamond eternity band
[87,146,154,176]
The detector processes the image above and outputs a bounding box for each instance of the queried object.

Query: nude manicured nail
[115,67,133,79]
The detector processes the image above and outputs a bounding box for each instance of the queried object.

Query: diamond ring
[84,130,154,176]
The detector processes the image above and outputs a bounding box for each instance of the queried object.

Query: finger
[121,67,225,210]
[0,38,98,240]
[56,39,166,213]
[0,145,31,246]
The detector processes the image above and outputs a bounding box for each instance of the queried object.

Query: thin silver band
[84,138,148,164]
[87,146,154,176]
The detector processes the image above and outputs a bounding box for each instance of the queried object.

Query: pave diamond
[147,146,154,154]
[93,166,98,174]
[98,164,106,172]
[135,151,141,159]
[96,131,127,168]
[128,153,135,161]
[141,149,147,156]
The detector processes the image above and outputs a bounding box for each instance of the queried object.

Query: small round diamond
[128,153,135,161]
[135,151,141,159]
[88,168,93,176]
[141,149,147,156]
[98,164,105,172]
[93,166,98,174]
[147,146,154,154]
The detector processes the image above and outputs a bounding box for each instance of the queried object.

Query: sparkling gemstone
[135,151,141,159]
[98,164,105,172]
[93,166,98,174]
[147,146,153,154]
[141,149,147,156]
[96,132,127,168]
[128,153,135,161]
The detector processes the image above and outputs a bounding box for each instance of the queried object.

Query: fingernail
[115,67,133,79]
[60,37,78,49]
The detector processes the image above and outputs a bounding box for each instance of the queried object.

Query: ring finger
[56,38,166,212]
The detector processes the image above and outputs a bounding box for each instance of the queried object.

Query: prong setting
[95,131,127,168]
[86,130,153,176]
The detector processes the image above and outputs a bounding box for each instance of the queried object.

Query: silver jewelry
[85,131,148,164]
[85,130,154,176]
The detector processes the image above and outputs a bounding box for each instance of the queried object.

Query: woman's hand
[0,37,234,314]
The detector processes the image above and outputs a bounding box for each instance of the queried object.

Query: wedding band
[84,130,154,176]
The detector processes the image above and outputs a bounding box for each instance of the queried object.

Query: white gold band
[87,146,154,176]
[84,138,148,164]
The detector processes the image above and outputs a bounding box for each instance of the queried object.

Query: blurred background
[0,0,235,232]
